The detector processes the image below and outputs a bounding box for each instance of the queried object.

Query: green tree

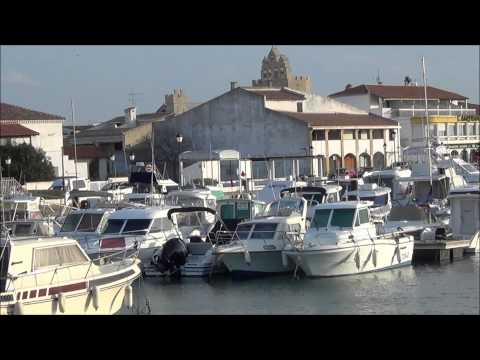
[0,143,55,183]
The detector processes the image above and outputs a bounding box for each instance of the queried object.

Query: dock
[413,239,472,264]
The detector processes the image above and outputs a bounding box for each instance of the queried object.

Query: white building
[329,83,478,160]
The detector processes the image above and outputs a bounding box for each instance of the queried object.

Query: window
[236,223,253,240]
[220,160,238,182]
[389,130,396,141]
[447,124,456,136]
[326,193,338,203]
[436,124,446,137]
[312,209,331,228]
[122,219,152,235]
[343,130,355,140]
[457,123,464,136]
[358,208,369,224]
[274,159,293,179]
[220,204,236,220]
[60,213,83,232]
[251,223,278,240]
[252,161,268,180]
[176,212,202,227]
[103,219,125,234]
[72,180,86,190]
[150,218,174,232]
[77,213,103,232]
[330,208,355,228]
[372,129,384,139]
[467,123,474,136]
[358,130,370,140]
[14,223,34,236]
[236,202,251,219]
[297,102,303,112]
[312,130,325,141]
[329,130,341,140]
[33,245,88,270]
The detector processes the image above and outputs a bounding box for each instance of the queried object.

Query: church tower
[252,46,312,93]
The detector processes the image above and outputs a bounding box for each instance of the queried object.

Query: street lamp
[176,133,183,185]
[5,157,11,178]
[110,154,117,178]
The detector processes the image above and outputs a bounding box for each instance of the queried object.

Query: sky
[1,45,478,125]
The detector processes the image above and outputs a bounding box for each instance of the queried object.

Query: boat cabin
[309,201,373,231]
[343,183,391,209]
[58,208,113,236]
[233,217,303,244]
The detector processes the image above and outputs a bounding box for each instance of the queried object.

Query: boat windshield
[235,223,253,240]
[330,208,355,228]
[312,209,331,229]
[266,199,303,217]
[461,163,478,172]
[103,219,125,234]
[173,196,204,207]
[60,213,83,232]
[121,219,152,235]
[14,223,35,236]
[302,193,325,203]
[76,213,103,232]
[364,175,393,189]
[250,223,278,240]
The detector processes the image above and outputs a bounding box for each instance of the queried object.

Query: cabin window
[72,180,86,190]
[358,208,369,224]
[326,193,338,203]
[236,202,251,219]
[236,223,253,240]
[122,219,152,235]
[103,219,125,234]
[221,204,236,220]
[60,213,83,232]
[254,203,266,216]
[33,245,88,270]
[312,209,331,228]
[77,213,103,232]
[330,208,355,228]
[14,223,35,236]
[150,218,174,232]
[251,223,278,240]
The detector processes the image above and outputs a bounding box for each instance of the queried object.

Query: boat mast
[71,99,78,181]
[421,56,433,188]
[150,129,155,197]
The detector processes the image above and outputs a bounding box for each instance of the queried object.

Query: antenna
[376,69,382,84]
[128,91,144,106]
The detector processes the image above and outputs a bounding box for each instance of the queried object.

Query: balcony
[391,108,476,117]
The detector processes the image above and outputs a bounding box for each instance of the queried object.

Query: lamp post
[110,154,116,179]
[383,142,387,169]
[176,133,183,185]
[129,153,135,175]
[332,154,339,185]
[5,157,11,178]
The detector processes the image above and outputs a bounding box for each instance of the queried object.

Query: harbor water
[122,254,479,315]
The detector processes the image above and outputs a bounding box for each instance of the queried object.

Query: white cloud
[3,70,40,87]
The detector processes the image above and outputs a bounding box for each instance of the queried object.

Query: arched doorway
[461,149,468,162]
[329,154,341,176]
[451,150,459,158]
[373,152,385,170]
[344,154,356,171]
[359,153,371,168]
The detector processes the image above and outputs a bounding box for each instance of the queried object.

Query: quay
[413,239,472,264]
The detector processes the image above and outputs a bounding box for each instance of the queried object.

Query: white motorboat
[283,201,414,277]
[0,233,141,315]
[57,208,115,255]
[343,183,392,221]
[213,197,307,277]
[362,166,412,206]
[448,185,480,253]
[96,206,180,264]
[450,158,480,184]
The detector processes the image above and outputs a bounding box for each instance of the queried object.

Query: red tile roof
[277,111,398,127]
[245,88,306,101]
[1,103,64,121]
[63,145,107,159]
[0,123,39,137]
[329,84,467,100]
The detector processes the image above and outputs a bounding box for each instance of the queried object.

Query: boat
[213,197,308,277]
[448,184,480,253]
[96,206,180,265]
[282,201,414,277]
[362,165,412,206]
[254,179,308,204]
[0,231,141,315]
[57,208,115,257]
[342,183,392,222]
[149,207,226,277]
[450,157,480,184]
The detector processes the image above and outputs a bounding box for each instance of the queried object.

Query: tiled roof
[0,123,39,137]
[63,145,107,159]
[0,103,64,121]
[277,111,398,127]
[329,84,467,100]
[245,88,306,101]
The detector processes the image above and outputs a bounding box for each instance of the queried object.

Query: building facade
[329,83,478,161]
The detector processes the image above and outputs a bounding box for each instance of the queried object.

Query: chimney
[230,81,238,90]
[124,106,137,128]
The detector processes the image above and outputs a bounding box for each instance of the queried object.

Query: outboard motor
[152,238,188,277]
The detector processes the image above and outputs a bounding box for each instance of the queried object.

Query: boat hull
[219,250,295,276]
[284,238,413,277]
[0,264,141,315]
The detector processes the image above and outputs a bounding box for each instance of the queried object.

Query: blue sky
[1,45,478,125]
